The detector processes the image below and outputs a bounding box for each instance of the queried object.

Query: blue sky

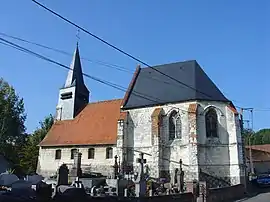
[0,0,269,133]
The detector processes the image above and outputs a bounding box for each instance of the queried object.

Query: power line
[31,0,213,99]
[0,32,186,89]
[0,37,190,113]
[0,32,132,74]
[3,32,268,114]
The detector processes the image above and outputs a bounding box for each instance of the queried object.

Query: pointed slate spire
[56,45,89,121]
[65,44,85,88]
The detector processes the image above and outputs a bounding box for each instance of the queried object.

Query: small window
[88,148,95,159]
[106,147,113,159]
[55,149,61,160]
[205,108,218,138]
[71,148,78,159]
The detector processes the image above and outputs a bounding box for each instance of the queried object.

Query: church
[37,45,245,186]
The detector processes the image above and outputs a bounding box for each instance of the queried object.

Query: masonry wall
[126,102,197,181]
[197,101,244,185]
[37,145,117,178]
[126,100,244,185]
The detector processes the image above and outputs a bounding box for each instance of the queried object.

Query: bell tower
[55,45,89,120]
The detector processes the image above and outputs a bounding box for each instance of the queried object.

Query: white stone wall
[126,100,243,184]
[125,102,195,180]
[38,145,117,178]
[197,101,244,185]
[38,115,127,178]
[56,86,76,121]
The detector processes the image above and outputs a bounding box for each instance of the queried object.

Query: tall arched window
[205,108,218,138]
[169,110,181,140]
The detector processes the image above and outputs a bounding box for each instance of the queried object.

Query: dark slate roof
[122,60,230,109]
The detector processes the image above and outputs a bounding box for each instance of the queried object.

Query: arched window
[205,108,218,138]
[88,148,95,159]
[169,110,181,140]
[55,149,61,160]
[106,147,113,159]
[71,148,78,159]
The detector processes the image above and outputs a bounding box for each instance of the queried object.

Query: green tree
[0,78,26,165]
[20,115,54,174]
[257,129,270,144]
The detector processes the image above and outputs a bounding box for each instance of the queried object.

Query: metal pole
[249,109,254,174]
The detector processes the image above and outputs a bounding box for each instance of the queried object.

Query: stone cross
[70,151,82,181]
[177,159,185,193]
[135,152,147,197]
[57,164,69,186]
[136,152,147,181]
[113,155,119,179]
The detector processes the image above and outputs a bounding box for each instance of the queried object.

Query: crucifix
[113,155,119,179]
[177,159,185,192]
[76,29,80,45]
[136,152,146,181]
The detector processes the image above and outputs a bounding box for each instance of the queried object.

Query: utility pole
[241,108,254,174]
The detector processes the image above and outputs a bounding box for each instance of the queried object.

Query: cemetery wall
[37,146,117,177]
[207,184,246,202]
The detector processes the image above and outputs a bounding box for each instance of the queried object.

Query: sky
[0,0,269,133]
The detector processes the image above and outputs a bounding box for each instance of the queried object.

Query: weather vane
[76,29,80,45]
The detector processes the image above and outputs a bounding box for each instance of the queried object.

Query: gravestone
[0,173,19,186]
[135,152,147,197]
[70,152,82,182]
[26,174,43,185]
[57,164,69,186]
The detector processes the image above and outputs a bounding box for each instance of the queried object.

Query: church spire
[56,44,89,121]
[64,45,85,88]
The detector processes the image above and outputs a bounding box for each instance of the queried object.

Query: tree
[243,128,270,146]
[20,115,54,174]
[0,78,26,165]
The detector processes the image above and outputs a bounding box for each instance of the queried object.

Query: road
[236,192,270,202]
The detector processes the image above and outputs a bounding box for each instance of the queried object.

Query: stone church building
[37,45,245,186]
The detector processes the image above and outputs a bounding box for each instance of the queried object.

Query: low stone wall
[207,184,246,202]
[0,193,194,202]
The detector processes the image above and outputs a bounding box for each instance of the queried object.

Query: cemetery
[0,151,247,202]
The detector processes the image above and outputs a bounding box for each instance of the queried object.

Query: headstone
[71,177,84,188]
[90,186,97,196]
[36,181,52,200]
[57,164,69,186]
[56,185,87,199]
[149,189,153,196]
[26,174,43,185]
[70,152,82,182]
[135,152,147,197]
[10,180,36,198]
[0,173,19,186]
[124,188,128,197]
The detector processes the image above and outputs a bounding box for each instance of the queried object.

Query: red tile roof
[246,144,270,153]
[40,99,126,146]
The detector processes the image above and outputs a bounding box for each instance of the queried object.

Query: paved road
[236,192,270,202]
